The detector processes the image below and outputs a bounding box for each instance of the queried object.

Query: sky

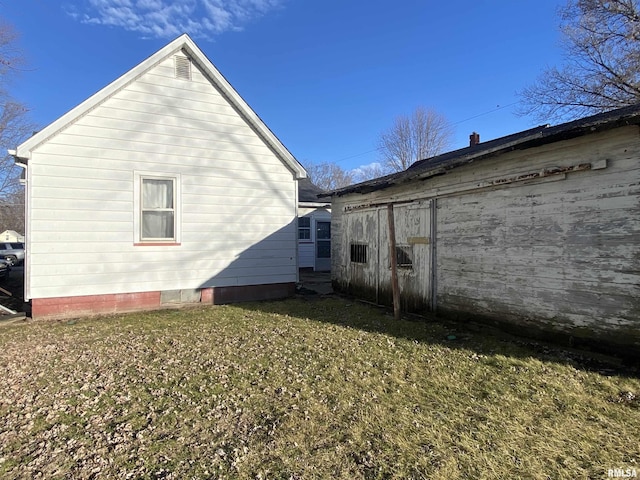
[2,0,566,173]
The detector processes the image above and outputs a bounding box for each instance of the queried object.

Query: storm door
[315,221,331,271]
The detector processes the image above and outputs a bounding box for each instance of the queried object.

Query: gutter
[8,150,28,185]
[8,149,28,167]
[299,201,331,208]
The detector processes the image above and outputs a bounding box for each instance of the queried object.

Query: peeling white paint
[332,127,640,351]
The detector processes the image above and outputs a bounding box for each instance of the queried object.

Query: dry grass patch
[0,297,638,479]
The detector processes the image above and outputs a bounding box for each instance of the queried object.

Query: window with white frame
[298,216,311,240]
[134,173,180,244]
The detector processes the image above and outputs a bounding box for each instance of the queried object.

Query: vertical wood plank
[387,204,401,320]
[430,197,437,312]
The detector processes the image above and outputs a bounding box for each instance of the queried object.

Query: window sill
[134,242,181,246]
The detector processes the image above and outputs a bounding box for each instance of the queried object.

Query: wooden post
[387,204,401,321]
[430,197,437,312]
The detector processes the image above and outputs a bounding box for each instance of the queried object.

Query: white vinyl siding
[25,54,298,299]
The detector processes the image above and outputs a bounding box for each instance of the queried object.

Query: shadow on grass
[245,295,640,379]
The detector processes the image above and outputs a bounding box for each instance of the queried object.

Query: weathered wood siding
[436,129,639,347]
[332,127,640,351]
[333,201,431,310]
[334,207,381,302]
[26,54,298,299]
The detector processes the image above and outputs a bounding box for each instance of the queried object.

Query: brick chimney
[469,132,480,146]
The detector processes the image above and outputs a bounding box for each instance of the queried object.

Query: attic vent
[175,55,192,80]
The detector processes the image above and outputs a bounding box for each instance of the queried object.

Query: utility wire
[451,102,519,126]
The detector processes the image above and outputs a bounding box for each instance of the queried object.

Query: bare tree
[377,106,454,172]
[1,101,32,194]
[0,188,24,232]
[519,0,640,122]
[0,21,24,76]
[304,161,355,191]
[351,162,390,183]
[0,21,33,234]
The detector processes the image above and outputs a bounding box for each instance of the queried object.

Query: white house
[297,178,331,272]
[328,105,640,358]
[0,230,24,243]
[11,34,307,319]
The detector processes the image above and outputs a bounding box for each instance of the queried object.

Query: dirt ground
[298,270,333,295]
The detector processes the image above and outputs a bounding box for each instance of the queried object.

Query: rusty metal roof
[329,103,640,197]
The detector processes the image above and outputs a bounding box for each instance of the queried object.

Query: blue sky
[3,0,564,173]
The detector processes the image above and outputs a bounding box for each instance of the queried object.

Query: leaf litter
[0,298,638,479]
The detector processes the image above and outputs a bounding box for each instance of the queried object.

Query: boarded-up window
[396,245,413,269]
[350,243,368,264]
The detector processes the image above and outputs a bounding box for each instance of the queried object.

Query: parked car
[0,258,11,280]
[0,242,24,266]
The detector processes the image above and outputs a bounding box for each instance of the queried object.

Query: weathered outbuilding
[328,105,640,356]
[11,34,307,319]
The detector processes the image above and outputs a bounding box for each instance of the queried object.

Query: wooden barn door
[343,208,381,304]
[378,201,432,312]
[343,200,433,311]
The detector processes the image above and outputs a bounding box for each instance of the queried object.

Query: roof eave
[181,38,307,179]
[14,34,307,179]
[299,201,331,208]
[329,105,640,197]
[15,35,192,158]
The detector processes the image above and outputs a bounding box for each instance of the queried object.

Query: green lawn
[0,298,638,479]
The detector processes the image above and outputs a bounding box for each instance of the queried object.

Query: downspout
[294,177,300,284]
